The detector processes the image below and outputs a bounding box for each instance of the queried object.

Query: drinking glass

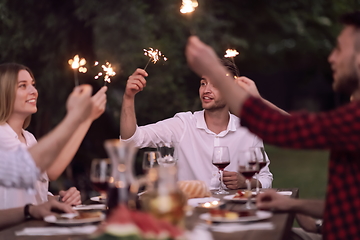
[238,150,259,210]
[250,147,267,194]
[156,142,178,167]
[142,151,160,174]
[90,158,112,200]
[212,146,230,195]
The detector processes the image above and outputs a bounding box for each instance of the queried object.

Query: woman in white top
[0,63,107,209]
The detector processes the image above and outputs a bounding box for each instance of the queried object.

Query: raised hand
[124,68,148,99]
[66,84,93,124]
[235,77,261,98]
[89,86,108,121]
[185,36,221,78]
[59,187,81,206]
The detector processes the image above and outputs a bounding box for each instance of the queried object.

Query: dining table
[0,188,298,240]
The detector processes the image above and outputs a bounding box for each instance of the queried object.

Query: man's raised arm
[120,68,148,139]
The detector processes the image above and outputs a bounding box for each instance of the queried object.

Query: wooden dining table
[0,188,298,240]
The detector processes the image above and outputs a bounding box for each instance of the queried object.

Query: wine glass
[156,142,178,167]
[238,150,259,210]
[142,151,160,174]
[212,146,230,195]
[250,147,267,194]
[90,158,112,201]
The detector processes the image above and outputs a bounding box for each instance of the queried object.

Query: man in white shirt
[120,60,273,190]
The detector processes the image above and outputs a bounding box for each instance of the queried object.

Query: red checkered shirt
[240,97,360,240]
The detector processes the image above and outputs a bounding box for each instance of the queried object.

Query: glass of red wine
[90,158,112,201]
[142,151,160,175]
[212,146,230,195]
[250,147,267,194]
[238,151,259,210]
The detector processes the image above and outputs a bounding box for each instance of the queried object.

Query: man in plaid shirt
[186,11,360,240]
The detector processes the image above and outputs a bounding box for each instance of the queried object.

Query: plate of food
[44,211,105,226]
[223,190,257,202]
[90,196,106,203]
[72,204,106,210]
[200,209,272,223]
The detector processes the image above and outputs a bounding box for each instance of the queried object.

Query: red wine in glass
[258,162,267,170]
[91,181,109,194]
[213,162,230,171]
[240,170,257,179]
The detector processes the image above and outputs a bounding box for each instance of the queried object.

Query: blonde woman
[0,63,107,209]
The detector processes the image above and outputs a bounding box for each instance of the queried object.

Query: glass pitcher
[104,139,139,214]
[140,165,187,226]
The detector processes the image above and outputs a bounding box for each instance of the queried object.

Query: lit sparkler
[94,62,116,86]
[224,49,240,78]
[143,48,167,71]
[180,0,198,35]
[180,0,198,14]
[224,49,239,58]
[68,55,87,86]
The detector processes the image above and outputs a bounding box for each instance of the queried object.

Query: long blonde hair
[0,63,35,129]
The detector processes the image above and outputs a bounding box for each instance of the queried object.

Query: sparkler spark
[94,62,116,86]
[224,49,239,58]
[180,0,198,14]
[68,55,87,86]
[143,48,167,70]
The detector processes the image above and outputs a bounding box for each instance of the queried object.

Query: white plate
[223,193,257,202]
[72,204,106,210]
[200,210,272,223]
[90,196,106,203]
[44,212,105,226]
[187,197,220,207]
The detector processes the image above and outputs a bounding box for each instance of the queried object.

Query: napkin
[185,224,214,240]
[15,225,98,236]
[277,191,292,196]
[210,222,274,233]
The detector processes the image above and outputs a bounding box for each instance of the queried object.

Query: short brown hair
[0,63,35,129]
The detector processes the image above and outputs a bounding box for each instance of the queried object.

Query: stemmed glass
[90,158,112,201]
[250,147,267,194]
[238,151,259,210]
[212,146,230,195]
[142,151,160,174]
[156,142,178,167]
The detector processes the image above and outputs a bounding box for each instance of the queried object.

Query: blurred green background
[0,0,354,200]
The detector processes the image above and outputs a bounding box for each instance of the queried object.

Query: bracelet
[24,204,34,220]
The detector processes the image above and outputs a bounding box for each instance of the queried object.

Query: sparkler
[94,62,116,86]
[68,55,87,86]
[180,0,198,35]
[143,48,167,71]
[224,49,240,78]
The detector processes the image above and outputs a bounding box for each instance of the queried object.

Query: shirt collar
[195,110,238,135]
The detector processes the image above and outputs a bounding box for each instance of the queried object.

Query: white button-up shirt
[0,123,49,209]
[0,145,40,190]
[121,110,273,190]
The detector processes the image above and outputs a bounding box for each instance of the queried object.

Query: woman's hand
[29,198,76,219]
[89,86,108,121]
[59,187,81,206]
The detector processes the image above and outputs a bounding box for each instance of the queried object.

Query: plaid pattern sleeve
[240,97,360,151]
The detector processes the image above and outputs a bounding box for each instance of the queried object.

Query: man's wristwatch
[24,204,34,220]
[315,219,323,234]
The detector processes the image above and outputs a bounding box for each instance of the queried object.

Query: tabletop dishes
[200,210,272,223]
[44,211,105,226]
